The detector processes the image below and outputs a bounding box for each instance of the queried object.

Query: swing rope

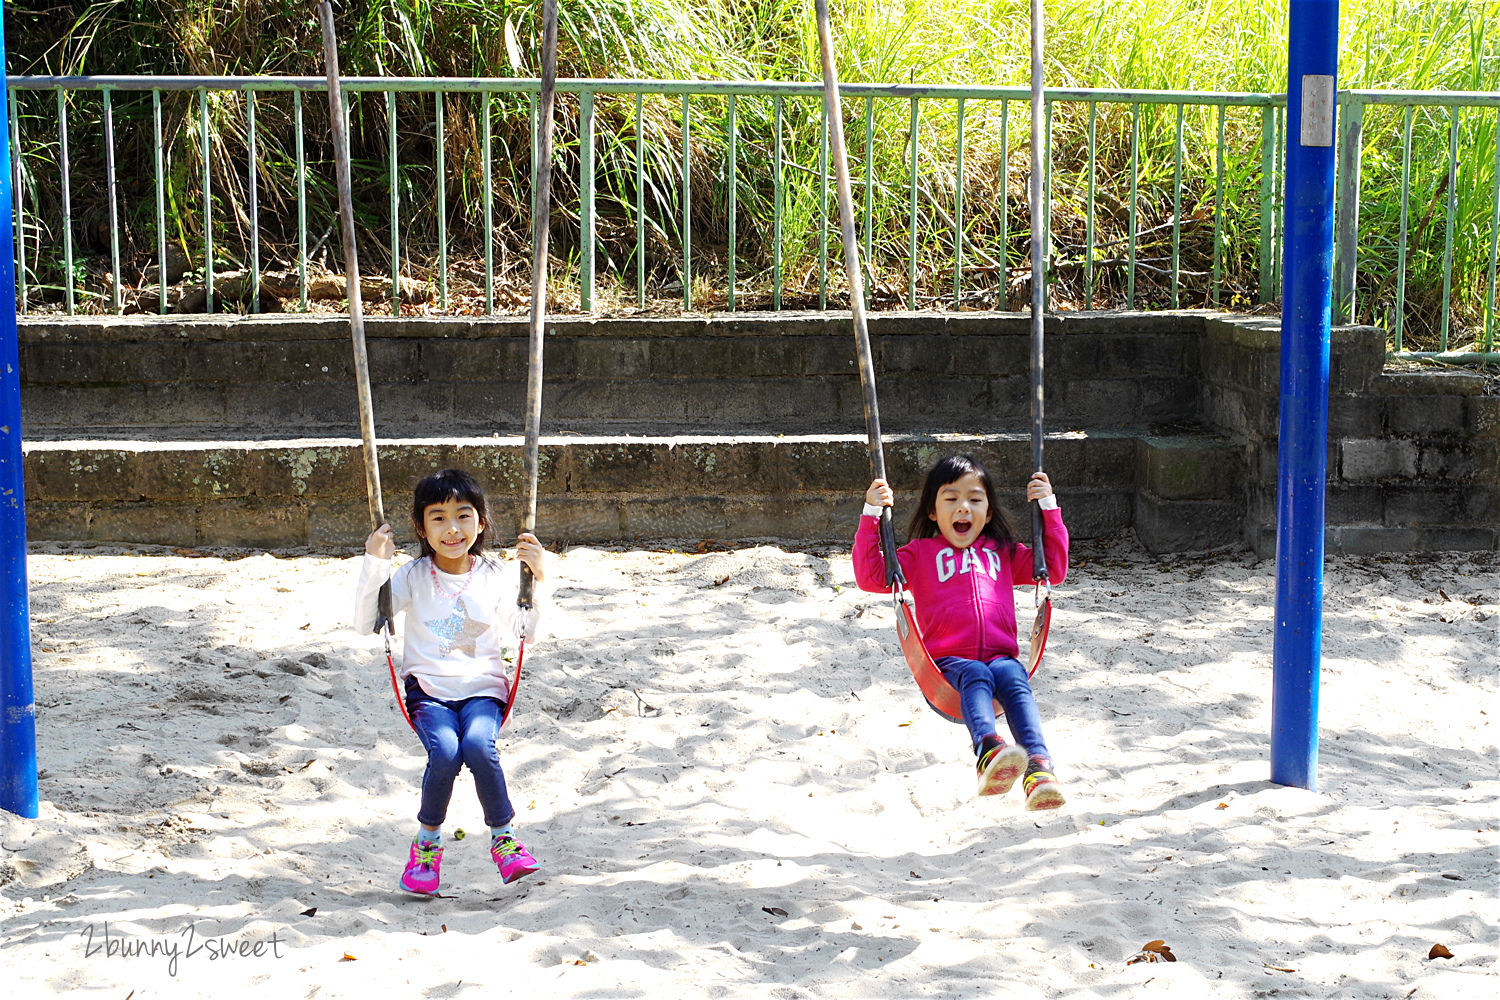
[815,0,1052,722]
[506,0,559,731]
[1027,0,1052,597]
[812,1,903,593]
[318,1,411,731]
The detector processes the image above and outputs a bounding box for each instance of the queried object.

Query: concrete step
[19,311,1207,438]
[24,430,1243,553]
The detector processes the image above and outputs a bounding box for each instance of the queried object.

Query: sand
[0,536,1494,998]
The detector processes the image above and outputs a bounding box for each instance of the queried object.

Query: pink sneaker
[976,742,1028,797]
[491,835,539,884]
[400,838,443,895]
[1023,755,1067,812]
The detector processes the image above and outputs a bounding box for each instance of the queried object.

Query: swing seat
[384,631,527,733]
[499,639,525,730]
[895,589,1051,725]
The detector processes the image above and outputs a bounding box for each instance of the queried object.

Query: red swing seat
[894,585,1051,725]
[384,631,528,733]
[500,639,525,730]
[384,638,531,731]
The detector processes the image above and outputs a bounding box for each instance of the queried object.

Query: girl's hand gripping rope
[514,532,546,640]
[1025,471,1054,504]
[1026,471,1052,586]
[361,521,407,727]
[864,477,907,606]
[365,523,397,634]
[365,523,396,560]
[514,533,546,584]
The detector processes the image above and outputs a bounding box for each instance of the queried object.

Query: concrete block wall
[1199,317,1499,555]
[17,311,1497,553]
[22,435,1139,550]
[1132,435,1246,553]
[18,312,1205,438]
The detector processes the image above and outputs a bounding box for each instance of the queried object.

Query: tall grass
[5,0,1496,344]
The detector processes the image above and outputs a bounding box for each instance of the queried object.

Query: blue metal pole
[0,4,39,819]
[1273,0,1337,792]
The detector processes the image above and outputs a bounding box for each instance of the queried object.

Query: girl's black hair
[906,454,1019,548]
[411,468,491,560]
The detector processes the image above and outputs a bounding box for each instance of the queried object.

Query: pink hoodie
[853,508,1068,662]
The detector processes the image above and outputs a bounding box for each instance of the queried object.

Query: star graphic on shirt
[424,596,490,657]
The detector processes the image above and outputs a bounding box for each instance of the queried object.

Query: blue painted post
[1273,0,1338,792]
[0,5,39,819]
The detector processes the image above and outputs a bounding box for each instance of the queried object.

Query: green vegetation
[5,1,1497,347]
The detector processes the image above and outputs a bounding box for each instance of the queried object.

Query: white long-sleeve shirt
[353,552,546,703]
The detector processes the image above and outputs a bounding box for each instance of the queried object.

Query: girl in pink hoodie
[855,454,1068,810]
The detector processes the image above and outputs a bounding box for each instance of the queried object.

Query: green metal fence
[1334,89,1500,361]
[7,75,1498,362]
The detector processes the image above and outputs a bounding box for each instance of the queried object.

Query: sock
[416,827,441,846]
[977,734,1003,759]
[490,824,514,842]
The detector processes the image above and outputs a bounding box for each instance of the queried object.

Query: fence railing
[1334,89,1500,361]
[7,75,1498,362]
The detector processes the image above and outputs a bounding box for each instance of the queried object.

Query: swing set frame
[0,5,1340,813]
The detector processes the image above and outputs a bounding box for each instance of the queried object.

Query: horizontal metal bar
[1390,351,1500,363]
[13,77,1500,115]
[1343,89,1500,109]
[4,75,1289,106]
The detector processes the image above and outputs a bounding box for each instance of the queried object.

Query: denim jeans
[935,655,1051,761]
[405,676,515,828]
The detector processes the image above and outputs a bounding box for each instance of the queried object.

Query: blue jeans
[405,677,515,829]
[935,656,1051,761]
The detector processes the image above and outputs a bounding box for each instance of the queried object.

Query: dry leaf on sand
[1126,940,1177,965]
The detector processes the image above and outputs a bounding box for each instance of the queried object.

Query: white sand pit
[0,538,1494,998]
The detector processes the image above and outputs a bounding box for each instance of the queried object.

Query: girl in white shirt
[355,468,547,895]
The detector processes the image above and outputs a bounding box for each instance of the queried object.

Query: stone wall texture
[17,311,1498,553]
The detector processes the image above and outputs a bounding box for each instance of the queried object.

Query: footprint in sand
[883,746,936,773]
[836,758,881,782]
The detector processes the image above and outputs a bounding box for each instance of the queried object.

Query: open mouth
[952,519,973,536]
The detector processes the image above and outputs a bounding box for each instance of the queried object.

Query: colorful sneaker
[1023,755,1066,811]
[400,838,443,895]
[491,835,539,884]
[976,742,1028,797]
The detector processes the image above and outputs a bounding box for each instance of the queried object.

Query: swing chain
[892,581,910,641]
[1034,578,1052,608]
[379,609,395,661]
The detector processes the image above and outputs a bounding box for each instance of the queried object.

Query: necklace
[429,554,475,602]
